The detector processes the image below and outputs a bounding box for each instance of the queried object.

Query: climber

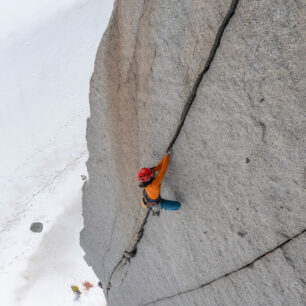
[71,285,81,297]
[138,148,181,216]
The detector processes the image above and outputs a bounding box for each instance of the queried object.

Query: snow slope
[1,158,106,305]
[0,0,113,231]
[0,0,113,304]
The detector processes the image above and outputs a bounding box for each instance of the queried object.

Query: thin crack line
[167,0,240,151]
[144,228,306,305]
[104,0,241,299]
[106,209,151,297]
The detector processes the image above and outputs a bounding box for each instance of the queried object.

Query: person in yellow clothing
[71,285,81,297]
[138,149,181,216]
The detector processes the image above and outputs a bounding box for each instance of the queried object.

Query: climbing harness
[142,189,161,216]
[143,189,161,206]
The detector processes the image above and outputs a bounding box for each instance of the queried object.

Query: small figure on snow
[98,281,103,289]
[83,281,94,291]
[71,285,81,297]
[138,148,181,216]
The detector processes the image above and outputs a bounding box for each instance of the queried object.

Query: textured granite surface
[81,0,306,305]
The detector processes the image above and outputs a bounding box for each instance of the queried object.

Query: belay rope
[106,0,240,296]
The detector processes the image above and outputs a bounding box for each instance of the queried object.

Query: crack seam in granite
[105,0,240,297]
[105,0,240,299]
[106,209,150,297]
[167,0,240,151]
[144,228,306,305]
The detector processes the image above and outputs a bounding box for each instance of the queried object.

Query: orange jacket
[145,154,170,200]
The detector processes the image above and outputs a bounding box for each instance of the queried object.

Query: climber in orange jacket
[138,149,181,216]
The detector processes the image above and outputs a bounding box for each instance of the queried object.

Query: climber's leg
[161,199,181,210]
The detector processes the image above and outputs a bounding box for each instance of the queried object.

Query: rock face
[81,0,306,305]
[30,222,43,233]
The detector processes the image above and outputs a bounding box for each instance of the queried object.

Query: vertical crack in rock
[259,120,267,143]
[103,209,119,273]
[106,209,150,297]
[105,0,240,300]
[167,0,240,151]
[144,229,306,305]
[303,167,306,189]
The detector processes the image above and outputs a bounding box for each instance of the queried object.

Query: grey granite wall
[81,0,306,305]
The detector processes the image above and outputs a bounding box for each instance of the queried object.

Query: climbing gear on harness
[143,189,161,206]
[140,198,147,208]
[141,190,149,208]
[142,189,161,216]
[167,147,172,155]
[137,168,154,182]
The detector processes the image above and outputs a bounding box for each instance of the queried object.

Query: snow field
[0,156,106,305]
[0,0,114,304]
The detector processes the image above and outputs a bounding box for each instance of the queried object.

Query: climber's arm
[154,156,165,172]
[154,154,170,184]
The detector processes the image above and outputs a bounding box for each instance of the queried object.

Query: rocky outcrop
[81,0,306,305]
[30,222,43,233]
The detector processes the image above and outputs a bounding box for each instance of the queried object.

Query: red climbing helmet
[137,168,153,182]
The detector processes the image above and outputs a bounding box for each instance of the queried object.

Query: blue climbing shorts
[161,199,181,210]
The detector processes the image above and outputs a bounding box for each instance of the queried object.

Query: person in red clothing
[138,149,181,216]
